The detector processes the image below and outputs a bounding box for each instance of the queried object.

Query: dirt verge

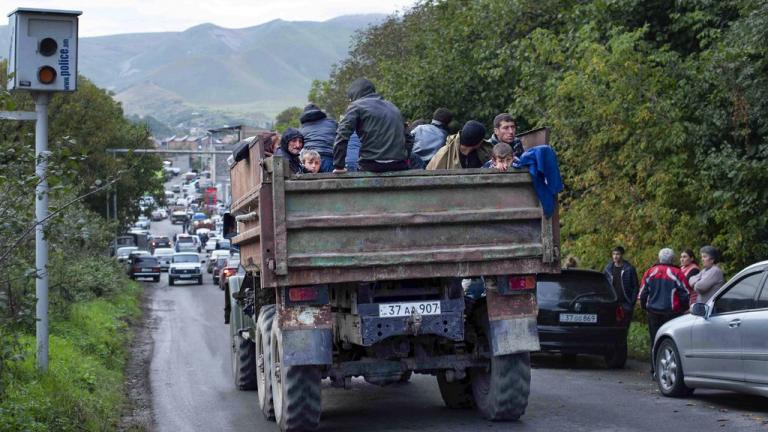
[118,283,157,432]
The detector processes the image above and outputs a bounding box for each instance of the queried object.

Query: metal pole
[33,92,50,371]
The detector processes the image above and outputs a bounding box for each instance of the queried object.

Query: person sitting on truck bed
[332,78,410,173]
[482,142,515,171]
[488,113,524,159]
[409,108,453,169]
[300,103,338,173]
[274,128,306,174]
[426,120,492,169]
[300,150,322,174]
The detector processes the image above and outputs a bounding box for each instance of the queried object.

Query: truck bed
[230,130,560,288]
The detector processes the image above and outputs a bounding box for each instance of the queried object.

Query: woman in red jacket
[680,248,700,304]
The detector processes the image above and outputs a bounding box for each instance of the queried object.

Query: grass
[627,321,651,362]
[0,282,142,432]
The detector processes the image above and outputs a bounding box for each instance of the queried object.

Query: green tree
[274,106,302,133]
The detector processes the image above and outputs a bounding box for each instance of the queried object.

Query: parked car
[207,249,230,273]
[116,246,138,263]
[536,268,629,368]
[128,256,161,282]
[218,258,240,290]
[153,247,175,271]
[653,260,768,398]
[168,253,203,285]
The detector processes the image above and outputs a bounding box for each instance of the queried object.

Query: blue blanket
[512,145,563,217]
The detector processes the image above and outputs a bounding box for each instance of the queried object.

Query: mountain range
[0,14,383,135]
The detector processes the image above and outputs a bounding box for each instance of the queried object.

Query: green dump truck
[224,128,560,431]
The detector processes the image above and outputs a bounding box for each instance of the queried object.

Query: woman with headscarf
[688,245,725,304]
[274,128,305,174]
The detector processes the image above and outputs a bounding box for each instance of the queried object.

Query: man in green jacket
[426,120,492,170]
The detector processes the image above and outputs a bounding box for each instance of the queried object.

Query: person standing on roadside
[680,248,701,304]
[639,248,691,349]
[333,78,410,173]
[688,245,725,304]
[603,246,640,320]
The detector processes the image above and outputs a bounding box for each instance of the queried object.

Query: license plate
[559,313,597,323]
[142,268,152,272]
[379,301,441,317]
[179,274,192,279]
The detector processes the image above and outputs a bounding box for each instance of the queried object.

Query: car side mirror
[691,302,708,317]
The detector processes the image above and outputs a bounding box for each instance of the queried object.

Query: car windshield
[177,237,194,243]
[226,259,240,268]
[135,257,158,265]
[173,255,199,263]
[216,258,228,266]
[537,271,617,308]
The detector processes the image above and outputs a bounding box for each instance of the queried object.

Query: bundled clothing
[333,78,409,172]
[689,264,725,304]
[512,145,564,217]
[410,121,449,167]
[274,128,305,174]
[426,132,493,170]
[603,261,640,313]
[299,104,337,172]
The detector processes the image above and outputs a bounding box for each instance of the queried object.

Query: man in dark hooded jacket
[333,78,409,173]
[299,103,337,173]
[274,128,305,174]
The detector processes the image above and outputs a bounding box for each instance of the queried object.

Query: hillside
[0,14,383,133]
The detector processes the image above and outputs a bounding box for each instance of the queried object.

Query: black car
[128,256,161,282]
[149,236,172,252]
[536,269,629,368]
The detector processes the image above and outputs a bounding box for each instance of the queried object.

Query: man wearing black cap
[426,120,492,170]
[333,78,409,173]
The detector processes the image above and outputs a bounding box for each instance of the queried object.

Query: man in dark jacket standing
[333,78,409,173]
[603,246,640,320]
[299,103,337,173]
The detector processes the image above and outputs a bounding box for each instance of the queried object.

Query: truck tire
[271,323,322,431]
[437,372,474,409]
[470,305,530,421]
[230,304,258,390]
[256,305,276,420]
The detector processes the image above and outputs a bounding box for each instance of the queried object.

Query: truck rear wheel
[437,372,474,409]
[231,332,258,390]
[256,305,276,420]
[470,352,530,421]
[470,305,531,421]
[271,324,322,431]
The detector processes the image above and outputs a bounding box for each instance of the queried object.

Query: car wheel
[437,371,474,409]
[604,344,627,369]
[198,277,203,285]
[655,339,693,397]
[153,276,160,282]
[169,277,175,286]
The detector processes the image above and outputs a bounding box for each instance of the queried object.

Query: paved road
[145,217,768,432]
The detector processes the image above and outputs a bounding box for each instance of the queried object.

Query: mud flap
[486,289,540,356]
[277,304,333,366]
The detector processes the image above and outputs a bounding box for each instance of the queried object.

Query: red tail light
[615,305,625,323]
[509,275,536,291]
[222,268,236,278]
[288,287,319,302]
[154,267,160,272]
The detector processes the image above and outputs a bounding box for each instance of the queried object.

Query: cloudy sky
[10,0,417,36]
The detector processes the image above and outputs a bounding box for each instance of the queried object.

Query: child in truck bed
[482,142,516,171]
[301,150,322,174]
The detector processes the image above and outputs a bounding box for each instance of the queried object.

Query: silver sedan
[652,260,768,398]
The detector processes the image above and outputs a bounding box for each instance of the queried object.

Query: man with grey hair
[639,248,691,360]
